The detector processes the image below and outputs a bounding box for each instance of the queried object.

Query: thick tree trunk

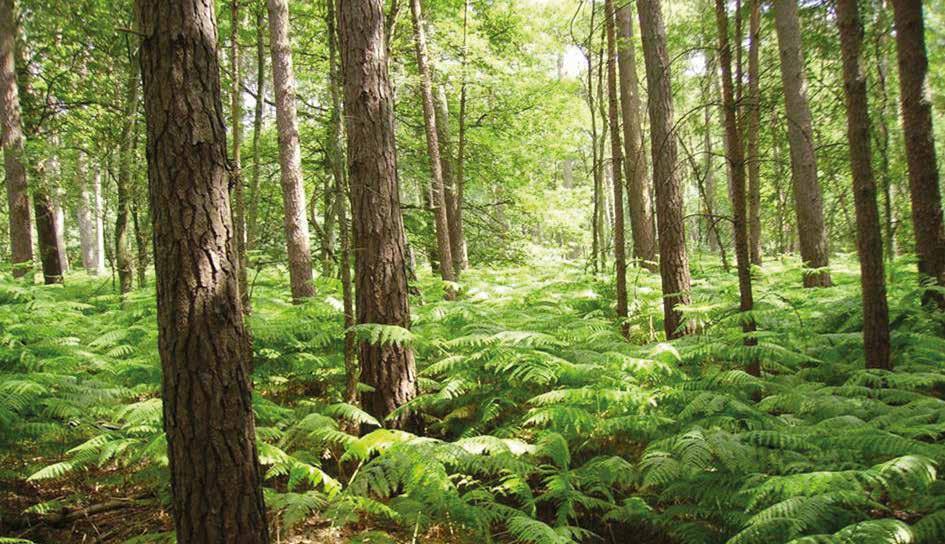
[116,56,138,294]
[267,0,315,301]
[746,0,762,266]
[435,85,467,273]
[891,0,945,306]
[604,0,629,338]
[637,0,693,339]
[326,0,357,408]
[409,0,456,292]
[33,189,63,284]
[715,0,759,376]
[231,0,249,310]
[0,0,31,278]
[136,1,270,541]
[247,0,265,252]
[615,5,657,270]
[835,0,891,371]
[339,0,419,428]
[772,0,832,287]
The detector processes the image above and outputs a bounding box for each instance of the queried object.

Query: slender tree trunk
[435,85,466,273]
[583,5,601,274]
[454,1,471,271]
[51,184,68,273]
[136,1,270,541]
[715,0,759,375]
[746,0,762,265]
[77,152,98,273]
[604,0,629,338]
[267,0,315,301]
[230,0,250,310]
[92,166,107,276]
[615,4,657,270]
[772,0,832,287]
[131,189,149,288]
[33,189,63,284]
[0,0,31,278]
[891,0,945,306]
[247,0,265,252]
[873,0,896,264]
[326,0,357,408]
[339,0,419,428]
[116,53,138,294]
[836,0,891,371]
[637,0,693,339]
[409,0,456,293]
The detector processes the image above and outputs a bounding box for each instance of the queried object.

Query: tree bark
[33,188,63,284]
[772,0,832,287]
[92,166,107,276]
[637,0,693,339]
[409,0,456,293]
[116,52,138,294]
[136,1,270,541]
[435,85,467,273]
[615,4,657,270]
[267,0,315,301]
[715,0,759,376]
[339,0,419,428]
[746,0,762,266]
[455,0,470,271]
[76,152,99,273]
[605,0,629,338]
[0,0,32,278]
[891,0,945,306]
[835,0,891,371]
[231,0,249,310]
[247,0,265,252]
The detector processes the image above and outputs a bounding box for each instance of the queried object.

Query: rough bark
[409,0,456,292]
[616,5,657,270]
[267,0,315,301]
[746,0,762,265]
[715,0,759,376]
[136,0,270,541]
[116,54,138,294]
[637,0,693,339]
[891,0,945,306]
[0,0,31,278]
[772,0,832,287]
[835,0,891,370]
[247,0,265,251]
[605,0,629,338]
[231,0,249,310]
[435,85,467,273]
[339,0,419,428]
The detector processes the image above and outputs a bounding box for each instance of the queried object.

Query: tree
[339,0,419,428]
[637,0,693,339]
[835,0,891,370]
[231,0,249,310]
[0,0,32,278]
[615,4,657,270]
[267,0,314,301]
[604,0,629,338]
[247,0,266,252]
[746,0,762,265]
[136,0,270,541]
[409,0,457,293]
[891,0,945,306]
[435,85,467,273]
[772,0,831,287]
[116,50,138,294]
[715,0,759,376]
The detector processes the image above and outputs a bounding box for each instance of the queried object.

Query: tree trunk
[872,0,896,265]
[772,0,832,287]
[746,0,762,266]
[267,0,315,301]
[615,4,657,270]
[247,0,265,252]
[435,85,466,273]
[637,0,693,339]
[583,4,601,274]
[136,1,270,541]
[891,0,945,306]
[339,0,419,429]
[835,0,891,371]
[455,0,470,270]
[326,0,357,408]
[92,166,107,276]
[231,0,250,310]
[0,0,32,278]
[34,188,63,284]
[131,182,149,288]
[715,0,759,376]
[409,0,456,293]
[604,0,629,338]
[116,54,138,294]
[76,152,98,273]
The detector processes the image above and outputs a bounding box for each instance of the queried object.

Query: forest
[0,0,945,542]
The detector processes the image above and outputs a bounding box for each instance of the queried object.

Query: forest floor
[3,255,945,543]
